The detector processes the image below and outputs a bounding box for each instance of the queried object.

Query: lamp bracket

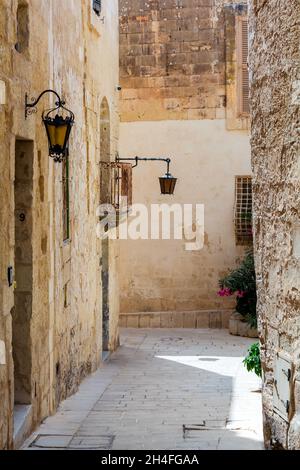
[116,156,171,174]
[25,89,65,119]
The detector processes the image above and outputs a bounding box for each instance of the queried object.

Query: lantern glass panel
[55,123,68,148]
[46,121,68,148]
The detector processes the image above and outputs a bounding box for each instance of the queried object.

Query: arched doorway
[99,98,111,357]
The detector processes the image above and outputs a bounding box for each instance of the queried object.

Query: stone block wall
[0,0,120,449]
[249,0,300,449]
[119,309,232,328]
[119,0,248,128]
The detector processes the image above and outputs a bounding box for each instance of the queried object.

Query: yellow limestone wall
[119,0,251,320]
[0,0,120,449]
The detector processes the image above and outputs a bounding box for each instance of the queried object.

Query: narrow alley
[1,1,299,454]
[22,329,263,450]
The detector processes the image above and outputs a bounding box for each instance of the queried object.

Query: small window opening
[15,2,29,53]
[93,0,102,16]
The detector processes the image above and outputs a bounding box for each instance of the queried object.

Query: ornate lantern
[25,89,75,162]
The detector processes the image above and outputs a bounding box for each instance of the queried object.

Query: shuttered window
[234,176,252,245]
[93,0,101,16]
[99,162,133,212]
[237,17,249,115]
[120,163,133,207]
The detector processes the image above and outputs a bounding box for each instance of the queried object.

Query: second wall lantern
[116,156,177,196]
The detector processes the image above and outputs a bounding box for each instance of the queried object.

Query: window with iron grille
[93,0,102,16]
[236,16,249,115]
[234,176,252,245]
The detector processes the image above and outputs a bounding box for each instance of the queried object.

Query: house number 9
[19,213,26,222]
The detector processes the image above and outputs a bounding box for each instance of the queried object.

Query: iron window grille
[234,176,253,245]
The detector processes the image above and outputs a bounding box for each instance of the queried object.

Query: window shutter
[93,0,101,16]
[100,163,111,205]
[120,163,132,207]
[237,17,249,115]
[100,162,132,213]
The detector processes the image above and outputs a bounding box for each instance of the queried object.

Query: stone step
[120,310,233,329]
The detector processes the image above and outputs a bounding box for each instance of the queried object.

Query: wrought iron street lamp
[116,156,177,195]
[25,89,74,162]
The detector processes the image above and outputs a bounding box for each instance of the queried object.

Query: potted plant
[218,251,258,336]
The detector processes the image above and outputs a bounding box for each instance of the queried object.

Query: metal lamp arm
[117,156,171,174]
[25,89,65,119]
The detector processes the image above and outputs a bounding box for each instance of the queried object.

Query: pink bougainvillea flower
[237,290,246,298]
[218,288,232,297]
[224,288,232,296]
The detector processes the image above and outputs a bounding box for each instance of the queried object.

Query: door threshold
[13,404,33,449]
[102,351,111,362]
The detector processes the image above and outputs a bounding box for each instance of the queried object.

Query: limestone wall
[120,0,248,129]
[0,0,119,449]
[119,0,251,315]
[119,120,251,313]
[249,0,300,449]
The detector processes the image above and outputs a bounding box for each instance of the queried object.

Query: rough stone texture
[22,328,263,450]
[249,0,300,449]
[119,0,249,128]
[0,0,120,449]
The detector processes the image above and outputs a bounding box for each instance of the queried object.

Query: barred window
[236,16,249,115]
[234,176,252,245]
[93,0,102,16]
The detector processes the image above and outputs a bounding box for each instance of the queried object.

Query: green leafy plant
[218,250,257,328]
[243,342,262,377]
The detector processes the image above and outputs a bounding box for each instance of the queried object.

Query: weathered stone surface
[249,0,300,449]
[0,0,120,449]
[119,0,249,127]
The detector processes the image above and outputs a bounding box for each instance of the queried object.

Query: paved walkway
[23,329,263,450]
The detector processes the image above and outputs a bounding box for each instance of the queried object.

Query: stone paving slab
[22,329,263,450]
